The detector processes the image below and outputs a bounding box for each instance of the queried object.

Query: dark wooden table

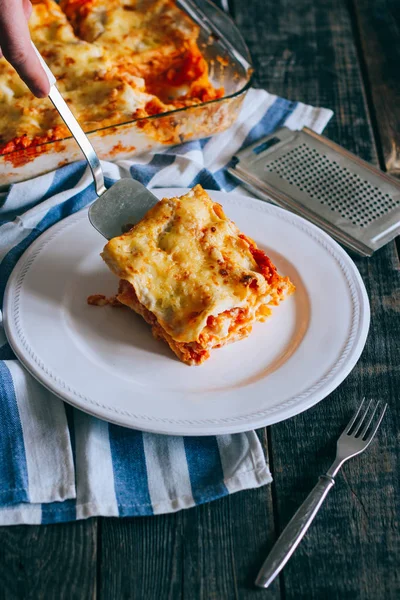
[1,1,399,598]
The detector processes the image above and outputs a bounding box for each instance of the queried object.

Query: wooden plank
[234,0,378,163]
[181,432,279,600]
[0,521,97,600]
[351,0,400,175]
[99,513,183,599]
[234,0,400,598]
[100,433,280,599]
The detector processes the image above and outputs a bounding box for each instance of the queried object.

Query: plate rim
[3,188,370,435]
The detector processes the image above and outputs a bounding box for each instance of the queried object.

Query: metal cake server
[33,44,159,240]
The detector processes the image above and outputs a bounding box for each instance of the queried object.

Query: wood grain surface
[352,0,400,175]
[0,1,398,598]
[235,1,399,598]
[0,521,97,600]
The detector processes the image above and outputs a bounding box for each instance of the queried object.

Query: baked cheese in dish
[100,185,295,365]
[0,0,223,155]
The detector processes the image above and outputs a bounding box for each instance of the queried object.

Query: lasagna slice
[101,185,295,365]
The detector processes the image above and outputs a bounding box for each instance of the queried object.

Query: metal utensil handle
[31,43,106,197]
[255,474,335,589]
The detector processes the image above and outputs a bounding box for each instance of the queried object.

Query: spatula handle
[31,43,106,197]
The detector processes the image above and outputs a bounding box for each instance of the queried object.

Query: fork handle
[255,474,335,588]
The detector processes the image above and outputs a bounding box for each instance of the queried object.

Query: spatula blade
[88,179,159,240]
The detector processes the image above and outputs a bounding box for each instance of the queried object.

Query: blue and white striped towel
[0,89,333,525]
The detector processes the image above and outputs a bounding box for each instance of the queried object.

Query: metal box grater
[228,127,400,256]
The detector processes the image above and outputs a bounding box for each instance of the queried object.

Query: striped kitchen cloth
[0,88,333,525]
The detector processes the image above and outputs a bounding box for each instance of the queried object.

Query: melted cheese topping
[101,185,294,343]
[0,0,223,153]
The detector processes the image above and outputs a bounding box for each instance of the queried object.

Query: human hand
[0,0,50,97]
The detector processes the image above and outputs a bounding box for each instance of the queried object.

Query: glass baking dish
[0,0,253,188]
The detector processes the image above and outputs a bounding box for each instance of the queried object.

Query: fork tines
[346,399,387,442]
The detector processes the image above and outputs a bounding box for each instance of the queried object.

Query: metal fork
[255,399,387,589]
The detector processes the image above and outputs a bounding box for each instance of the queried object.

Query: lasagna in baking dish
[0,0,223,155]
[99,185,295,365]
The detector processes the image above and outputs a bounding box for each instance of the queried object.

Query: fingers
[23,0,33,20]
[0,0,50,97]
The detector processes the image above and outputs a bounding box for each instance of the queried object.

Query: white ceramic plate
[4,189,370,435]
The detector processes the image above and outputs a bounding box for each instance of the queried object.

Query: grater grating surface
[228,127,400,256]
